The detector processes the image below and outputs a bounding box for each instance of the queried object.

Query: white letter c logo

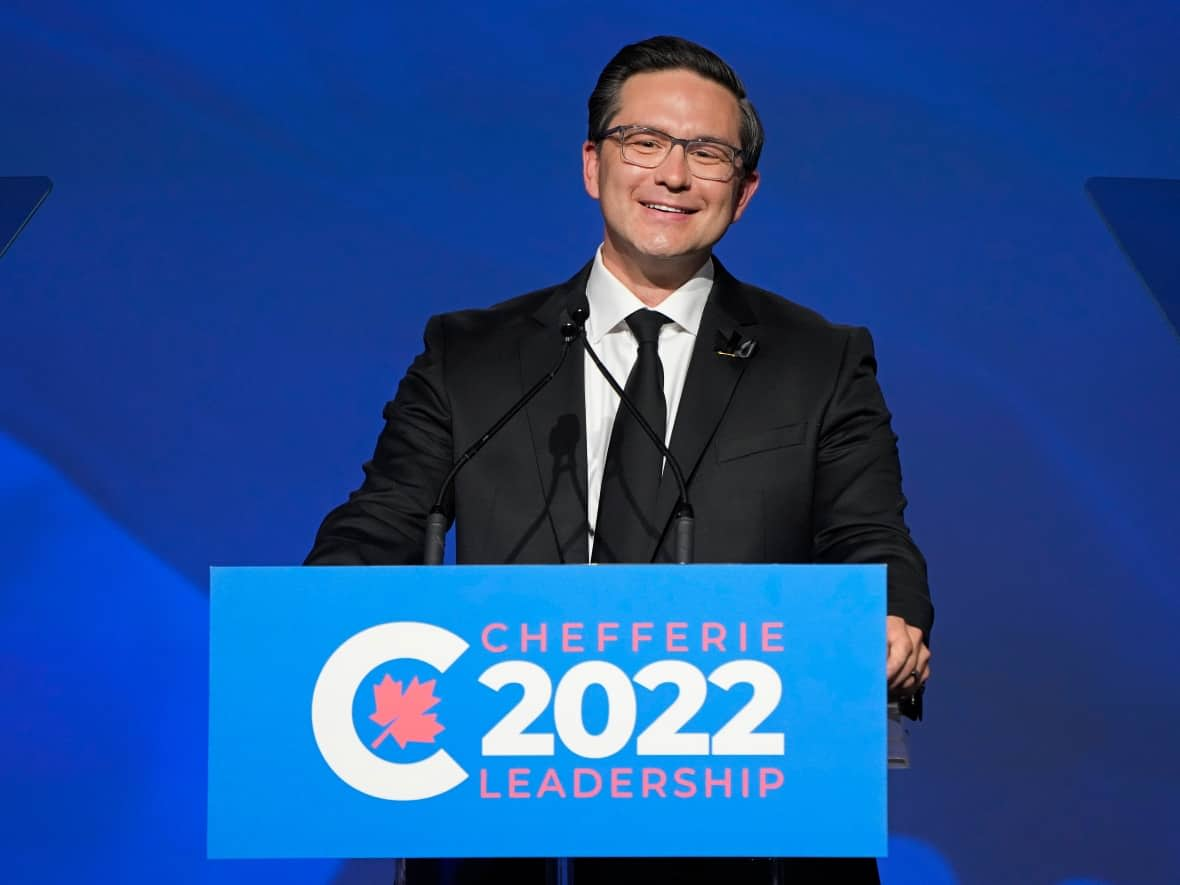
[311,622,469,800]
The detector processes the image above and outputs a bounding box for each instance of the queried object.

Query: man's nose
[654,143,692,189]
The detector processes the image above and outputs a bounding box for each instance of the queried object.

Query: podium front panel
[208,564,885,858]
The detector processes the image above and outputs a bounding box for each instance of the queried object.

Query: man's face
[583,68,760,274]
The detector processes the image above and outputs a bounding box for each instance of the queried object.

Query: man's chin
[629,237,707,261]
[603,231,712,274]
[637,246,710,266]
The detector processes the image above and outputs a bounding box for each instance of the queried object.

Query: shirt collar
[585,246,713,345]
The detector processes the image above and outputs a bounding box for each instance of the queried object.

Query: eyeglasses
[595,125,745,182]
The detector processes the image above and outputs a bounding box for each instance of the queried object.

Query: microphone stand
[578,311,695,565]
[421,314,585,565]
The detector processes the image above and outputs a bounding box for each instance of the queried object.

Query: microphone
[577,306,695,564]
[422,312,586,565]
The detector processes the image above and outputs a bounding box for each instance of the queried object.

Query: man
[309,35,931,884]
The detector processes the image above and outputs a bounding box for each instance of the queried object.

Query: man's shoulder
[429,268,588,340]
[430,287,546,333]
[724,272,864,342]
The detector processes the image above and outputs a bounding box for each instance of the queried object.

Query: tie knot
[626,309,671,345]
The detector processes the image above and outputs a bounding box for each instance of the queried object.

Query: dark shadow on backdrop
[1086,176,1180,338]
[0,176,52,260]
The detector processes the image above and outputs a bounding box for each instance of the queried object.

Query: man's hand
[886,615,930,695]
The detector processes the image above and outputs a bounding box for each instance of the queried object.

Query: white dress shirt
[584,247,713,554]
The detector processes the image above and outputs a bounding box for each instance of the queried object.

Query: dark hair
[588,35,765,175]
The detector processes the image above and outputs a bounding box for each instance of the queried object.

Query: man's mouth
[640,201,697,215]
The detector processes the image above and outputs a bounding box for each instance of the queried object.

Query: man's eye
[690,146,728,163]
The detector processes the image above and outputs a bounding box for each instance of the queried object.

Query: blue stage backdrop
[2,2,1178,884]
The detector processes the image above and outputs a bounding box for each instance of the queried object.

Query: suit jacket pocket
[717,422,808,463]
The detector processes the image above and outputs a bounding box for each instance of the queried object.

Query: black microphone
[577,306,695,564]
[422,312,586,565]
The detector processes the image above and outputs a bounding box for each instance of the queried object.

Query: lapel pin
[715,329,759,359]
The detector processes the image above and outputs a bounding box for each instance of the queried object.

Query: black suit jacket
[307,259,932,637]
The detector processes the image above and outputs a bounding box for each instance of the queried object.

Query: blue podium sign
[208,565,885,859]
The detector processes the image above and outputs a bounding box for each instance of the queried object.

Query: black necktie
[592,309,672,563]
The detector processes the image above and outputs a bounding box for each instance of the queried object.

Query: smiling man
[309,35,931,885]
[584,67,759,302]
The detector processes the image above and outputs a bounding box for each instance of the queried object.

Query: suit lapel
[521,264,592,563]
[650,261,759,560]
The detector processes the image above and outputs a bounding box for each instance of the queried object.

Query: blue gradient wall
[2,2,1177,883]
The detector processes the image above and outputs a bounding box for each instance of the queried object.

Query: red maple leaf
[367,674,444,750]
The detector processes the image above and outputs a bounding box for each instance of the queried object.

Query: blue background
[208,565,883,858]
[1,2,1178,883]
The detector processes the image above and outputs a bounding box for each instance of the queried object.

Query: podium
[208,564,886,863]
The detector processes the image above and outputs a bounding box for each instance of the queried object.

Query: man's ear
[582,141,601,200]
[731,169,760,223]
